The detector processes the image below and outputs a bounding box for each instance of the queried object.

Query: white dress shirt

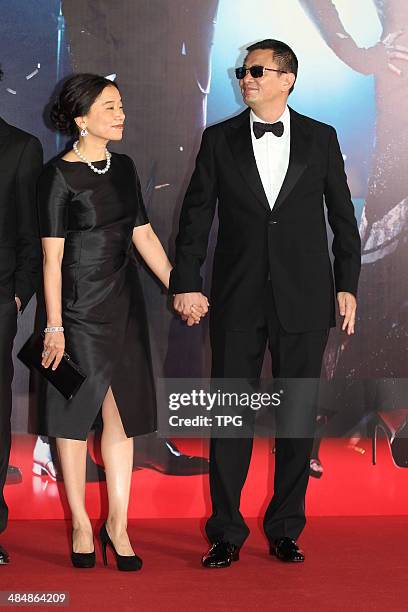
[250,106,290,210]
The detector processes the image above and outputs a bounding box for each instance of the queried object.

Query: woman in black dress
[38,74,202,570]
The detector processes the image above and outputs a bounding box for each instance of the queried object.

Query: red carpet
[1,517,407,611]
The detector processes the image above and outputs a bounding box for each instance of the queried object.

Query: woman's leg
[101,387,134,555]
[56,437,93,553]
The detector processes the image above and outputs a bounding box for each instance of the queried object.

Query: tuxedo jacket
[170,107,361,333]
[0,117,43,311]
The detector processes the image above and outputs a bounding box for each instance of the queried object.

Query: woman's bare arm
[41,237,65,370]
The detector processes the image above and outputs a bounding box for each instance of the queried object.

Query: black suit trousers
[0,300,17,534]
[206,282,328,547]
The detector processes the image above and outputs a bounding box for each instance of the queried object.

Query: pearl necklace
[73,141,111,174]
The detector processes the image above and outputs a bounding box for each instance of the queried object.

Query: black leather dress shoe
[270,537,305,563]
[87,439,209,480]
[6,465,22,485]
[0,545,10,564]
[201,542,240,568]
[134,440,209,476]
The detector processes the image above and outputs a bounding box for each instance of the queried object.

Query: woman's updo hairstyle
[50,73,119,135]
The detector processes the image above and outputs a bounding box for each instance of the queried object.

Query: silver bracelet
[44,326,64,333]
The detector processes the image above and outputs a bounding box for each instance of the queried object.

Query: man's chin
[243,93,258,106]
[243,98,256,109]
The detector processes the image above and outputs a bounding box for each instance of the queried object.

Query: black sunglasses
[235,65,287,79]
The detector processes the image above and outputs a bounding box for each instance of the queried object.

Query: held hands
[173,292,209,327]
[337,292,357,335]
[42,331,65,370]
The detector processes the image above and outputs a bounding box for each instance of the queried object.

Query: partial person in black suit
[171,40,361,567]
[0,68,43,565]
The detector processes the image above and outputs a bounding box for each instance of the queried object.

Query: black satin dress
[37,153,157,440]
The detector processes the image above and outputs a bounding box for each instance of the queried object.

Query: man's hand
[173,292,209,327]
[337,292,357,335]
[15,296,21,313]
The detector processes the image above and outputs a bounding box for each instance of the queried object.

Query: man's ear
[282,72,296,92]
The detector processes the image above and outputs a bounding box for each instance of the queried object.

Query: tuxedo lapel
[225,107,312,214]
[272,108,311,213]
[225,109,270,211]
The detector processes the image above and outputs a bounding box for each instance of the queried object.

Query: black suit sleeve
[324,127,361,297]
[14,136,43,311]
[169,128,218,293]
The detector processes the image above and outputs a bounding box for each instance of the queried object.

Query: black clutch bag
[18,333,86,400]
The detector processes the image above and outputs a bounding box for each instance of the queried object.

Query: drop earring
[80,127,88,137]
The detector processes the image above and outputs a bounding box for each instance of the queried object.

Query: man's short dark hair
[246,39,298,94]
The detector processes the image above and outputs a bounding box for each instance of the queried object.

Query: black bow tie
[253,121,284,139]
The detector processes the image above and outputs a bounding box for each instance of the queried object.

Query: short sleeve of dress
[127,156,149,227]
[37,164,70,238]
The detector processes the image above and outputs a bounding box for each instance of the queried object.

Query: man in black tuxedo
[0,68,43,564]
[171,39,361,566]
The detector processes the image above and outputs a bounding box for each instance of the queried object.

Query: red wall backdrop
[8,436,408,519]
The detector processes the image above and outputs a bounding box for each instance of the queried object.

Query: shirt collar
[250,105,290,131]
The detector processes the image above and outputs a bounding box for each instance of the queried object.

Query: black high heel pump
[371,413,408,468]
[99,523,142,571]
[71,531,95,569]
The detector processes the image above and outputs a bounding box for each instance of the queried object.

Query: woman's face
[77,85,125,141]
